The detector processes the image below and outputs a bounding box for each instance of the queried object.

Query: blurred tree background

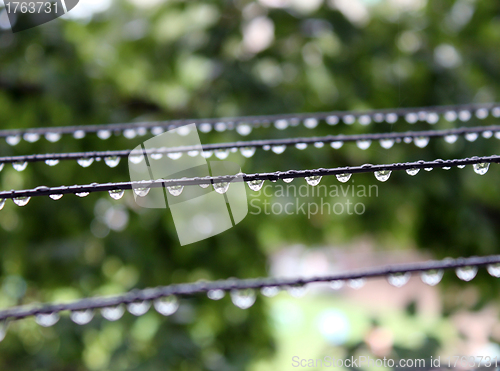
[0,0,500,370]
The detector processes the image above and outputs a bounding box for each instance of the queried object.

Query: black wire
[1,102,498,138]
[0,255,498,321]
[1,125,498,165]
[0,154,498,199]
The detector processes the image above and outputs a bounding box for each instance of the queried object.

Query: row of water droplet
[1,263,498,341]
[5,107,499,145]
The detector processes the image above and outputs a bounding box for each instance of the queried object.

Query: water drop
[443,166,451,170]
[214,122,227,132]
[356,140,371,150]
[373,113,385,122]
[358,115,371,126]
[287,284,308,298]
[380,139,395,149]
[49,194,63,201]
[403,137,413,144]
[374,170,391,182]
[385,113,398,123]
[261,286,280,297]
[476,108,489,119]
[187,150,199,157]
[295,143,308,150]
[97,130,111,140]
[13,162,27,171]
[133,186,151,197]
[304,118,318,129]
[424,168,433,171]
[123,129,137,139]
[314,142,324,148]
[207,289,225,300]
[473,163,489,175]
[77,158,94,168]
[426,112,439,124]
[73,130,86,139]
[230,289,256,309]
[240,147,256,158]
[149,153,163,160]
[23,133,40,143]
[0,199,5,210]
[458,165,466,169]
[213,182,230,194]
[417,111,427,121]
[330,280,344,290]
[405,113,418,123]
[236,124,252,136]
[177,125,191,136]
[76,192,90,198]
[456,266,477,281]
[326,116,339,125]
[215,149,230,160]
[493,107,500,118]
[330,141,343,149]
[129,155,144,164]
[45,159,59,167]
[445,111,457,122]
[0,320,8,342]
[406,168,420,176]
[336,173,352,183]
[348,278,365,289]
[283,178,294,183]
[274,119,289,130]
[201,151,213,159]
[458,110,472,122]
[6,135,21,146]
[482,131,493,139]
[271,145,286,154]
[199,182,210,189]
[109,189,125,200]
[151,127,164,136]
[0,163,3,172]
[343,115,355,125]
[305,176,322,186]
[45,132,61,142]
[167,152,182,160]
[104,156,121,168]
[387,272,411,287]
[70,309,94,325]
[487,263,500,278]
[444,135,458,144]
[247,180,264,191]
[127,301,151,316]
[420,270,444,286]
[101,305,125,321]
[13,197,31,207]
[414,137,429,148]
[154,296,180,316]
[167,185,184,197]
[465,133,478,142]
[35,312,60,327]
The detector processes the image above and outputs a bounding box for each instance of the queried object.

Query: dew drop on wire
[343,115,355,125]
[373,113,385,123]
[456,266,477,281]
[330,280,344,290]
[476,108,489,119]
[213,182,230,194]
[261,286,280,297]
[247,180,264,191]
[274,119,289,130]
[356,140,371,150]
[236,124,252,136]
[129,155,144,164]
[230,289,256,309]
[424,168,433,172]
[482,131,493,139]
[127,301,151,316]
[314,142,324,148]
[101,305,125,321]
[109,189,125,200]
[374,170,391,182]
[35,313,60,327]
[13,162,27,172]
[240,147,256,158]
[104,156,120,168]
[154,296,180,316]
[6,135,21,146]
[406,168,420,176]
[45,159,59,167]
[187,150,199,157]
[348,278,365,289]
[76,192,90,198]
[385,113,398,123]
[487,263,500,278]
[123,129,137,139]
[73,130,86,139]
[473,163,489,175]
[358,115,371,126]
[215,149,230,160]
[77,158,94,168]
[167,152,182,160]
[330,141,343,149]
[207,289,225,300]
[271,145,286,154]
[150,153,163,160]
[380,139,394,149]
[295,143,308,150]
[403,137,413,144]
[201,151,213,159]
[405,113,418,124]
[151,127,164,136]
[49,194,63,201]
[282,178,294,183]
[420,270,443,286]
[167,185,184,197]
[13,197,31,207]
[70,309,94,325]
[426,112,439,124]
[444,135,458,144]
[443,167,451,170]
[336,173,352,183]
[0,321,8,342]
[458,110,472,122]
[23,133,40,143]
[199,182,210,189]
[465,132,478,142]
[198,123,212,133]
[445,111,457,122]
[287,284,308,298]
[414,137,429,148]
[493,107,500,118]
[304,118,318,129]
[214,122,227,132]
[326,116,339,125]
[45,132,61,143]
[387,272,411,287]
[133,186,150,197]
[305,176,322,186]
[97,130,112,140]
[457,165,466,169]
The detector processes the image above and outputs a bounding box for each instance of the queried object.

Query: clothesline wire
[0,154,498,199]
[1,102,499,138]
[0,255,498,321]
[1,125,498,165]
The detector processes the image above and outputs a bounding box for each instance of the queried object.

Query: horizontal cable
[1,125,499,166]
[1,103,499,142]
[0,154,498,201]
[0,255,499,322]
